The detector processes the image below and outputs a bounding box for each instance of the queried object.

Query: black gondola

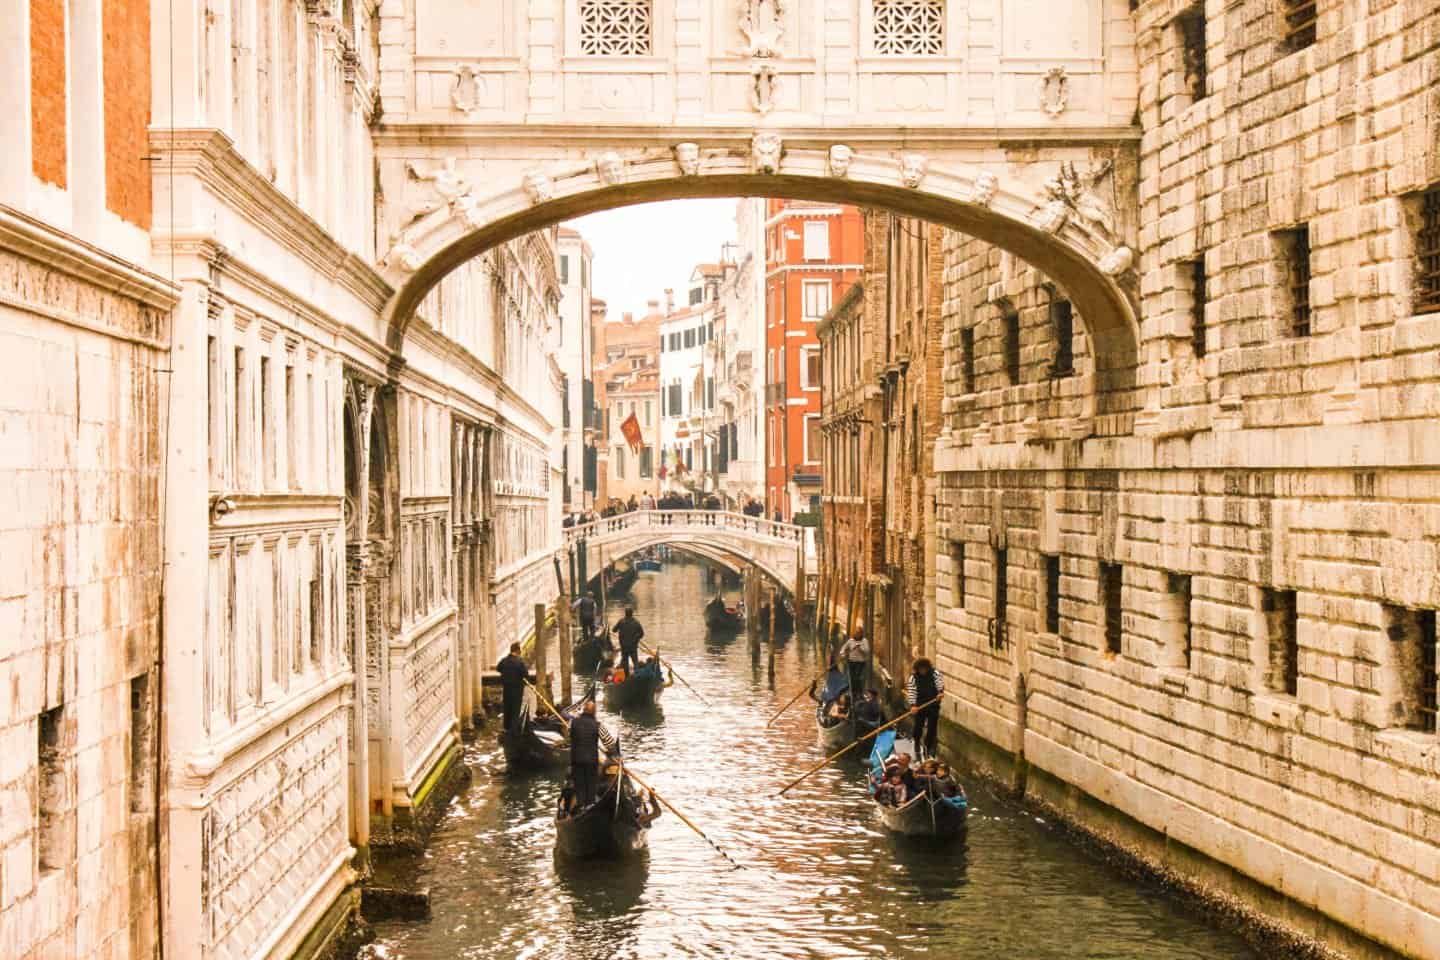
[572,629,615,676]
[704,595,745,631]
[500,689,578,771]
[868,732,968,839]
[600,657,667,709]
[812,667,852,750]
[756,597,795,634]
[554,760,662,858]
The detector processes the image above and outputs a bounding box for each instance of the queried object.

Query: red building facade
[764,200,863,520]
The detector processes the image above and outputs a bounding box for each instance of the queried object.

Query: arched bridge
[563,511,815,599]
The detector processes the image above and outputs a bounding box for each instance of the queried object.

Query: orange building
[763,200,864,520]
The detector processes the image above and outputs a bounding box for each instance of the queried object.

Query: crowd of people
[561,492,776,526]
[873,754,962,807]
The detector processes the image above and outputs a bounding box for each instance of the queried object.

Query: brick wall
[29,0,67,189]
[103,0,151,228]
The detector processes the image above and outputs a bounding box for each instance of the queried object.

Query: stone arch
[379,144,1140,400]
[591,537,796,598]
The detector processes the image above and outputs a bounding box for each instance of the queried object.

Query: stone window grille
[1043,554,1061,633]
[1383,605,1437,734]
[579,0,653,56]
[991,547,1008,649]
[1164,573,1193,670]
[37,704,70,873]
[1414,184,1440,315]
[1002,306,1021,385]
[950,540,965,608]
[1263,588,1299,695]
[1175,5,1207,101]
[1049,298,1074,378]
[1100,562,1123,655]
[1279,0,1317,53]
[1275,226,1312,338]
[872,0,945,56]
[1189,258,1208,358]
[960,326,976,393]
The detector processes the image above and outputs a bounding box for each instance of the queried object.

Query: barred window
[579,0,652,56]
[1415,184,1440,316]
[1279,0,1316,53]
[873,0,944,56]
[1274,226,1312,338]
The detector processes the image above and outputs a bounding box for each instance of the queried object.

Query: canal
[367,558,1262,960]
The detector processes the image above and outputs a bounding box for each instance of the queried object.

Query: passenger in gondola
[826,691,851,721]
[855,689,883,727]
[611,606,645,675]
[876,771,907,806]
[557,778,579,818]
[568,699,619,807]
[905,657,946,760]
[496,642,530,734]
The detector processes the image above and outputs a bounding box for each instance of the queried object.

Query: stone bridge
[563,510,815,598]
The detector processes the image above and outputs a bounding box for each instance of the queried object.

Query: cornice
[0,203,179,310]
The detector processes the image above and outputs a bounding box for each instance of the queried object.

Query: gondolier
[496,643,530,733]
[905,658,945,760]
[573,592,599,640]
[611,606,645,675]
[837,626,870,700]
[568,699,619,807]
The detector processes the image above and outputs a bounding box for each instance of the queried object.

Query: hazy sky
[567,199,739,320]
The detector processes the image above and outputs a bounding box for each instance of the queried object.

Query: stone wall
[931,2,1440,956]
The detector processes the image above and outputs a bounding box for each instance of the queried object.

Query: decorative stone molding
[969,171,998,207]
[736,0,786,58]
[450,64,484,117]
[1098,246,1134,276]
[595,151,625,186]
[750,62,779,114]
[1034,161,1116,238]
[385,229,424,273]
[828,144,853,178]
[1040,66,1069,117]
[674,142,701,176]
[752,133,783,174]
[900,153,928,189]
[521,170,554,204]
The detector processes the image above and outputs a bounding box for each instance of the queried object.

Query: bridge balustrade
[563,510,803,549]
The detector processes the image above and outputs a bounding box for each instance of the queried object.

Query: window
[872,0,944,55]
[802,347,822,389]
[37,704,69,873]
[1003,307,1021,385]
[1175,5,1207,101]
[960,327,975,393]
[285,365,297,488]
[803,280,832,320]
[992,548,1007,649]
[1413,184,1440,315]
[1383,605,1437,733]
[803,221,830,261]
[559,255,570,284]
[644,399,652,426]
[234,346,249,485]
[614,446,625,479]
[130,673,153,813]
[669,332,681,351]
[667,380,682,415]
[1275,226,1312,338]
[1043,555,1061,633]
[705,376,714,409]
[579,0,652,55]
[1100,562,1123,655]
[1164,573,1193,670]
[207,335,222,482]
[1263,588,1299,695]
[689,287,703,306]
[1189,258,1208,358]
[950,541,965,608]
[1279,0,1316,52]
[804,415,821,463]
[639,445,654,478]
[767,349,775,383]
[260,355,275,484]
[683,328,696,349]
[1049,299,1073,377]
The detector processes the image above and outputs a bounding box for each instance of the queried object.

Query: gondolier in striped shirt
[905,658,945,760]
[568,699,619,807]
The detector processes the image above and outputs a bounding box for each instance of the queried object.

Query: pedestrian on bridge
[906,658,945,760]
[611,606,645,675]
[496,643,530,734]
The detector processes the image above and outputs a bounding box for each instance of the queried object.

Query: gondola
[756,598,795,634]
[868,731,968,839]
[572,630,615,676]
[499,688,578,772]
[704,595,745,631]
[600,657,667,709]
[635,557,662,573]
[607,562,638,597]
[813,667,852,751]
[554,760,662,858]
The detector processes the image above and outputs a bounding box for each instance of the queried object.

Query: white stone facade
[716,198,768,507]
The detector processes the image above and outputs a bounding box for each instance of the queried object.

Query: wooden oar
[620,765,744,869]
[639,642,710,706]
[526,679,574,728]
[766,671,822,727]
[778,693,944,796]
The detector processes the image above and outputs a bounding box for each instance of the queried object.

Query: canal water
[368,558,1262,960]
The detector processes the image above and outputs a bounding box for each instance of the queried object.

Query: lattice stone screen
[873,0,944,55]
[579,0,653,55]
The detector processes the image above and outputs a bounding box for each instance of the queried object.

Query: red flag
[620,412,643,453]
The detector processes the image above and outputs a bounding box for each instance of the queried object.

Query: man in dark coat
[611,606,645,675]
[568,699,619,806]
[905,657,946,760]
[496,643,530,733]
[573,591,598,641]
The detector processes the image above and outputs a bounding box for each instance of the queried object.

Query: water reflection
[368,559,1261,960]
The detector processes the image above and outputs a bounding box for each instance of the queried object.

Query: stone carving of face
[900,153,928,189]
[828,144,853,178]
[522,171,554,205]
[971,171,998,207]
[752,133,783,175]
[596,152,624,186]
[674,142,701,176]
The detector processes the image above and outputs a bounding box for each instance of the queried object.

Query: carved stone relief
[674,142,701,176]
[828,144,853,178]
[736,0,786,58]
[1040,67,1069,118]
[750,62,780,114]
[970,171,998,207]
[899,153,928,189]
[522,170,555,204]
[595,151,625,186]
[450,65,485,117]
[1032,160,1115,238]
[752,133,783,174]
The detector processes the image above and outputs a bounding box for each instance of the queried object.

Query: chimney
[665,288,675,314]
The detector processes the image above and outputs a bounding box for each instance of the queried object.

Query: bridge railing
[562,510,804,550]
